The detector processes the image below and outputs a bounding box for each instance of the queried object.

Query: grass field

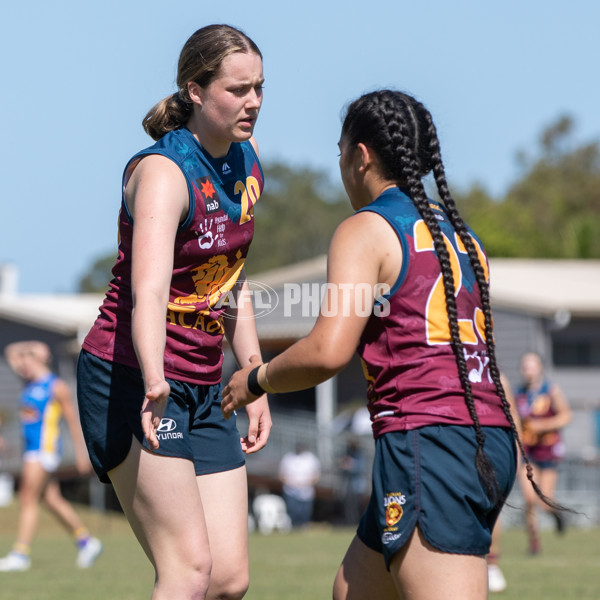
[0,501,599,599]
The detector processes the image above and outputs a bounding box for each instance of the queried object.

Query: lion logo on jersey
[169,250,245,315]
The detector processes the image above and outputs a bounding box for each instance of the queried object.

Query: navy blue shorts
[357,425,517,569]
[527,458,561,470]
[77,350,245,483]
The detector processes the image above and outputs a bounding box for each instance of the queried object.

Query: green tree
[78,115,600,292]
[78,252,116,293]
[77,162,350,291]
[246,162,351,274]
[456,115,600,258]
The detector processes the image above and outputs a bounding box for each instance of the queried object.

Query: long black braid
[416,101,570,511]
[342,90,568,511]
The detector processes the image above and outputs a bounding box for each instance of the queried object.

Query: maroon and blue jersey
[83,128,263,384]
[516,381,565,463]
[357,187,510,438]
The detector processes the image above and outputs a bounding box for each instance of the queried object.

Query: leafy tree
[246,162,351,274]
[456,115,600,258]
[78,252,116,293]
[77,163,350,291]
[78,115,600,292]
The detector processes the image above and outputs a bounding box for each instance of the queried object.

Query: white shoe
[76,537,103,569]
[0,552,31,572]
[488,564,507,593]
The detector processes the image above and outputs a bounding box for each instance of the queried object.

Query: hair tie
[176,88,191,105]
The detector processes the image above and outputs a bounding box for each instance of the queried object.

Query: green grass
[0,501,598,598]
[0,502,154,599]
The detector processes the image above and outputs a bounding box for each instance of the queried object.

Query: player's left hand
[241,395,272,454]
[221,356,262,419]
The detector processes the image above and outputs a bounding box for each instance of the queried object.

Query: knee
[187,555,213,598]
[156,555,212,599]
[18,487,39,507]
[209,570,249,600]
[524,497,537,511]
[42,488,60,508]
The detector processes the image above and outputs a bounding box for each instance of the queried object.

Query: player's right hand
[140,379,170,451]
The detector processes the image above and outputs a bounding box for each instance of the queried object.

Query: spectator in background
[338,437,368,525]
[279,442,321,527]
[515,352,572,555]
[0,341,102,572]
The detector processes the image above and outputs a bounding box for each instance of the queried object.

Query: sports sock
[13,541,31,556]
[73,527,91,549]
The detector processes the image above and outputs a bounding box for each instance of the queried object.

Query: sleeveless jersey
[83,128,263,384]
[357,187,510,438]
[20,373,62,454]
[516,380,564,462]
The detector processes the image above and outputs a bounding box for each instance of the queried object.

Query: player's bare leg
[0,460,49,570]
[390,527,487,600]
[43,478,87,532]
[487,520,507,592]
[333,535,399,599]
[196,466,250,600]
[109,437,211,600]
[518,462,541,553]
[15,460,49,548]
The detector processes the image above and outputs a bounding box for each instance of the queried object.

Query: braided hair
[341,90,564,510]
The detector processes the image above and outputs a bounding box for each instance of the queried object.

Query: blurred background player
[515,351,572,554]
[0,341,102,572]
[487,373,521,593]
[487,522,506,593]
[279,442,321,528]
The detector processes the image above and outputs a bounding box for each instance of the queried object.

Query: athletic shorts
[357,425,517,569]
[526,457,561,470]
[76,349,245,483]
[23,450,61,473]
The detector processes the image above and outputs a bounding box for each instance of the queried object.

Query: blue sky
[1,1,598,293]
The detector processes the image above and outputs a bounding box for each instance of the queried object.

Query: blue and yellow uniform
[20,373,62,469]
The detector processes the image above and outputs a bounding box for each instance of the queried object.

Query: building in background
[1,260,599,522]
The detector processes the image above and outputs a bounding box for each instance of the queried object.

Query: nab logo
[157,418,177,432]
[196,176,221,214]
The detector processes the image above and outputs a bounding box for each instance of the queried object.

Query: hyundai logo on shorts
[157,418,177,432]
[156,418,184,440]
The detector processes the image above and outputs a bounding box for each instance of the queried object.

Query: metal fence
[240,410,600,528]
[2,408,599,528]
